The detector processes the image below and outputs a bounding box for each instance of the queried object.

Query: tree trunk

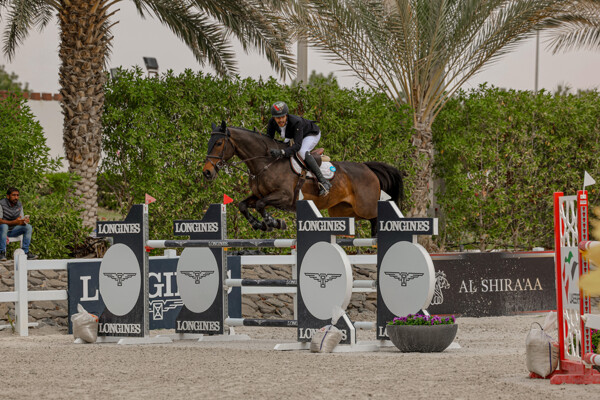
[409,117,435,218]
[410,116,437,252]
[58,0,109,228]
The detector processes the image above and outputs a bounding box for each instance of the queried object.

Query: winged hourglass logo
[103,272,136,286]
[384,271,424,286]
[180,270,215,284]
[304,272,341,288]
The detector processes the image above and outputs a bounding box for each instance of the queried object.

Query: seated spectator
[0,187,38,261]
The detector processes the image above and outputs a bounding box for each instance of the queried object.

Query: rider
[267,101,332,196]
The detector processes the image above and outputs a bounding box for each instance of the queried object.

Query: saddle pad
[290,157,336,180]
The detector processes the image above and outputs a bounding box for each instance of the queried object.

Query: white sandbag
[310,306,345,353]
[526,322,559,378]
[542,311,557,334]
[310,325,343,353]
[71,304,99,344]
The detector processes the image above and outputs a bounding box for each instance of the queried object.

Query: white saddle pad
[290,158,336,179]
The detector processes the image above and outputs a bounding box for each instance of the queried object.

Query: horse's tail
[364,162,405,209]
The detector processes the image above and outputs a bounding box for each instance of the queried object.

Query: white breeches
[298,133,321,160]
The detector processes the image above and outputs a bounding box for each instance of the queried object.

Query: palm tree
[288,0,562,218]
[543,0,600,53]
[1,0,295,227]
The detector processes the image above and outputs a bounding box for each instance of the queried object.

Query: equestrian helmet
[270,101,289,117]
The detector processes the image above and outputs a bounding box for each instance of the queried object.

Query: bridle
[204,131,232,171]
[204,129,280,180]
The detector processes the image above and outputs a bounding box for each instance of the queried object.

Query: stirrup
[318,181,331,196]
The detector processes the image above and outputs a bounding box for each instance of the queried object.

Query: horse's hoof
[260,221,272,232]
[278,219,287,230]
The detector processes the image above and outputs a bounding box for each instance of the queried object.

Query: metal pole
[534,30,539,93]
[297,39,308,83]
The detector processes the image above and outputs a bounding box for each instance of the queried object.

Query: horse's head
[203,121,235,180]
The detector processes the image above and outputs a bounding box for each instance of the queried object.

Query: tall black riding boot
[304,152,332,196]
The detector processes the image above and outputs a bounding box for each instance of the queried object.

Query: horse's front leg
[255,192,289,231]
[238,195,262,231]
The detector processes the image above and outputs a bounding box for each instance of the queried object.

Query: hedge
[433,85,600,251]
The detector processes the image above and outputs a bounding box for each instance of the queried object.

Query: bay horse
[202,121,404,236]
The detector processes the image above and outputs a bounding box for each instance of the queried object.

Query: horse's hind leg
[239,195,262,230]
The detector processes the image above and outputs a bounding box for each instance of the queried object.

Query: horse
[202,121,404,236]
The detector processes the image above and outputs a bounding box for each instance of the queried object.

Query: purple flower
[387,314,457,326]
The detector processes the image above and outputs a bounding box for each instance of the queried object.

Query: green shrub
[25,173,89,259]
[433,85,600,251]
[1,95,88,258]
[0,95,60,191]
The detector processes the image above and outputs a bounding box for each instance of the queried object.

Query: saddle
[290,148,335,180]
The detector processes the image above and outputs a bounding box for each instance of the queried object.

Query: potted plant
[386,314,458,352]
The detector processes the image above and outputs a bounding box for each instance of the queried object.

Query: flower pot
[386,324,458,353]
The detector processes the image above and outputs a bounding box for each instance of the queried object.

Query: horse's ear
[220,120,227,132]
[211,122,217,131]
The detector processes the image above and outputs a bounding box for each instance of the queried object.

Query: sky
[1,3,600,94]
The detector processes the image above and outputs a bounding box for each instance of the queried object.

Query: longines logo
[174,222,219,233]
[97,223,141,235]
[384,271,424,286]
[103,272,137,286]
[378,220,430,232]
[298,220,346,232]
[176,320,220,331]
[299,328,348,341]
[98,323,141,334]
[304,272,341,288]
[180,270,214,284]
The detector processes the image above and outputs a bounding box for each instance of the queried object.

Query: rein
[206,130,279,180]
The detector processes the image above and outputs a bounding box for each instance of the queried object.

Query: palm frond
[131,0,295,79]
[542,0,600,53]
[1,0,54,60]
[132,0,237,76]
[288,0,563,125]
[190,0,296,79]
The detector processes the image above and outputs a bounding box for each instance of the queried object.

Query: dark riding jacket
[266,114,320,157]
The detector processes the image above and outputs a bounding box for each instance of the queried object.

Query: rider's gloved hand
[269,148,285,158]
